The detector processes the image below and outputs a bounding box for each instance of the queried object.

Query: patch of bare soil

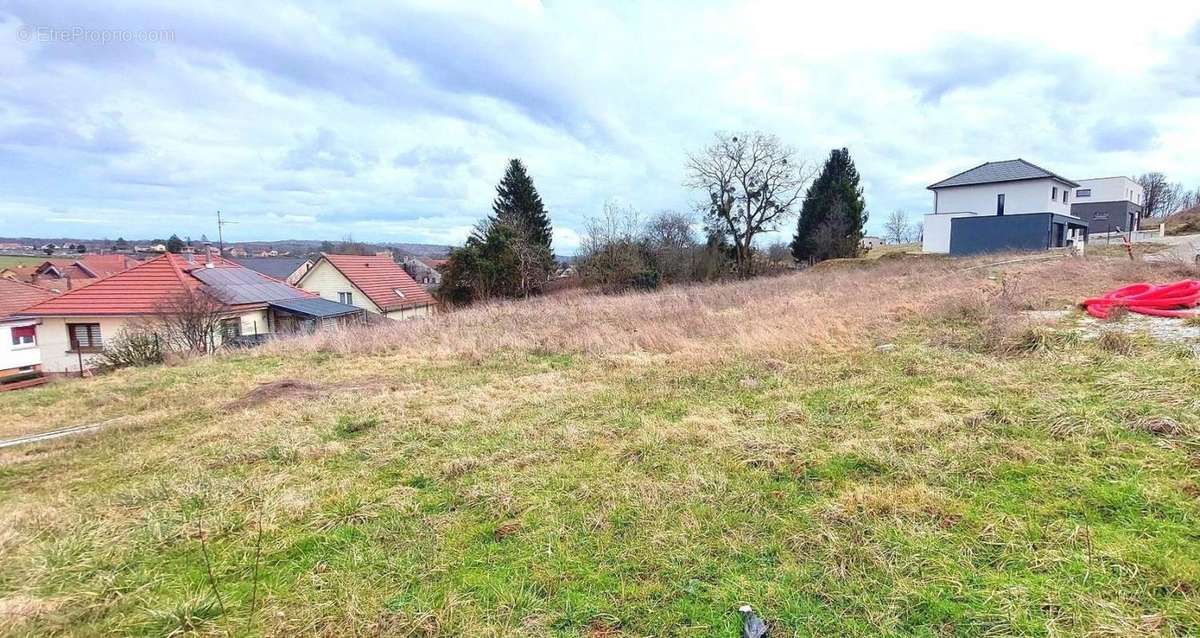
[227,377,393,410]
[228,378,321,409]
[0,594,58,631]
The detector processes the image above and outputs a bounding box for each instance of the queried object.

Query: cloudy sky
[1,1,1198,253]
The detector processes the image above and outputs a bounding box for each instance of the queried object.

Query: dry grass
[1,251,1198,636]
[262,253,1172,365]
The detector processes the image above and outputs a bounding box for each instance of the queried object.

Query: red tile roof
[76,254,139,278]
[319,253,435,312]
[18,253,306,317]
[0,278,57,319]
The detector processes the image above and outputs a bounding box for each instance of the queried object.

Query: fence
[1090,223,1166,245]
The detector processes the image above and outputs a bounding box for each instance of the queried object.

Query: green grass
[1,312,1199,635]
[0,254,51,269]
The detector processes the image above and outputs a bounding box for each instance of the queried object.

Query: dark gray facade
[1070,200,1141,233]
[949,213,1088,256]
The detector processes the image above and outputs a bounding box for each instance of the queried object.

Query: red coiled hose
[1082,280,1200,319]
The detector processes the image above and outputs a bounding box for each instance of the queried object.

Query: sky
[0,1,1198,254]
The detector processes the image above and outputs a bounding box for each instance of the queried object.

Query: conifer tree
[791,148,867,262]
[491,159,553,256]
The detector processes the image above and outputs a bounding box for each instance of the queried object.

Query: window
[11,325,36,347]
[997,193,1005,215]
[1052,186,1058,200]
[219,318,241,342]
[1076,189,1091,198]
[338,292,353,305]
[67,323,102,352]
[393,288,406,299]
[1062,190,1068,203]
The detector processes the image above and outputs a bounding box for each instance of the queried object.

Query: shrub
[99,327,165,370]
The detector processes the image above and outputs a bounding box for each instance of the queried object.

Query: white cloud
[0,0,1197,252]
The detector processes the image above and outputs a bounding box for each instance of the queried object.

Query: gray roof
[268,297,364,319]
[192,266,307,304]
[230,257,310,280]
[928,159,1080,190]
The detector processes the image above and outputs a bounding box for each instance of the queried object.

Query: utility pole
[216,210,238,254]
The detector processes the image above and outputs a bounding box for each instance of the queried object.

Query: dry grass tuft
[1130,416,1188,437]
[0,594,59,631]
[824,483,961,527]
[1097,329,1136,355]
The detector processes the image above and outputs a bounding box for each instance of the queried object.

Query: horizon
[1,2,1198,252]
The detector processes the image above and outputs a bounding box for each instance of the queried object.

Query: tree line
[584,132,868,289]
[1137,173,1200,220]
[439,131,870,305]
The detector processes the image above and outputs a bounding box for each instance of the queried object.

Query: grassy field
[1,253,1199,636]
[0,255,52,269]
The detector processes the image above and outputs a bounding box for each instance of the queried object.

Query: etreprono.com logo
[16,25,176,44]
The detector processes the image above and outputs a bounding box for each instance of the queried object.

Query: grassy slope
[0,255,52,269]
[2,255,1199,636]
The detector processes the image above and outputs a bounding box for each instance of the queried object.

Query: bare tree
[1138,173,1184,219]
[1178,187,1200,213]
[335,234,372,256]
[883,209,912,245]
[643,210,698,283]
[766,241,791,264]
[494,217,551,298]
[154,288,229,354]
[579,201,645,290]
[685,132,812,278]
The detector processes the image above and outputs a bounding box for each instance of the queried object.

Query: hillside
[1166,206,1200,236]
[2,253,1199,636]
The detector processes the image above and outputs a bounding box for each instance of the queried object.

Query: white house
[0,279,55,381]
[297,253,437,320]
[922,159,1090,256]
[17,253,364,374]
[1071,176,1144,233]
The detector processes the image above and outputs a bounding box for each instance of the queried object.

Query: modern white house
[1071,176,1144,234]
[922,159,1090,256]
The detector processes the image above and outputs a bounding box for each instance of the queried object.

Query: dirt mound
[1165,206,1200,236]
[228,379,321,409]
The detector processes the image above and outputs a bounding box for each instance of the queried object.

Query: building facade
[17,253,363,374]
[922,159,1089,255]
[297,254,437,320]
[1070,177,1144,233]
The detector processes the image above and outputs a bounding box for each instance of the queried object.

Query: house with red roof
[17,253,365,374]
[0,254,139,293]
[297,253,437,320]
[0,279,57,380]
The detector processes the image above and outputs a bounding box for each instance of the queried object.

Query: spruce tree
[791,148,867,262]
[491,159,553,254]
